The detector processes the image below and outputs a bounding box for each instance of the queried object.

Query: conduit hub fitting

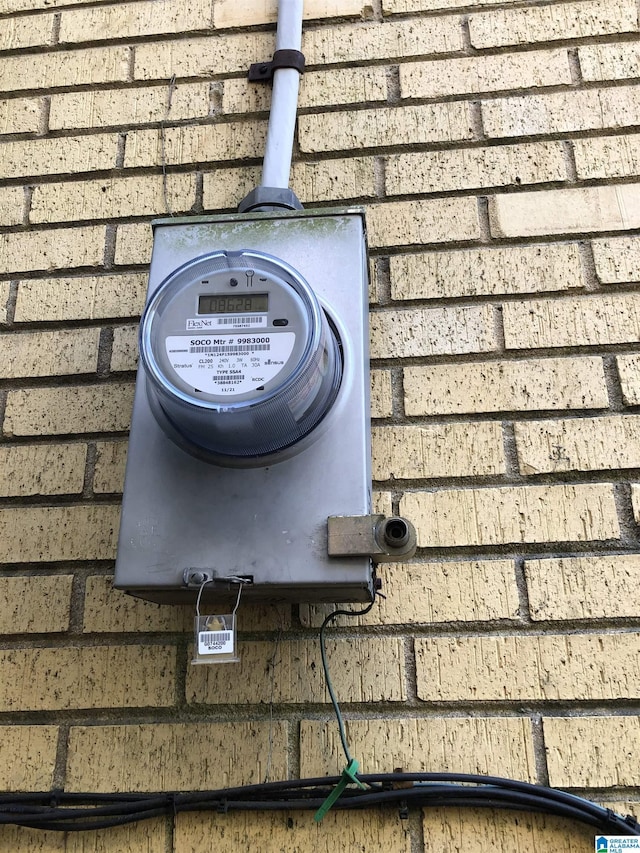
[140,249,342,465]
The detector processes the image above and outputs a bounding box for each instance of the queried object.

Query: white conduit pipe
[260,0,304,189]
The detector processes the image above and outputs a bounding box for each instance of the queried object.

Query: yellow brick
[632,484,640,525]
[4,382,134,436]
[70,823,167,853]
[15,274,147,322]
[214,0,367,28]
[370,304,496,359]
[367,199,480,248]
[0,133,116,180]
[300,717,535,779]
[504,293,640,348]
[0,328,99,378]
[0,186,24,226]
[66,722,287,791]
[302,17,464,63]
[223,67,387,114]
[415,633,640,701]
[80,576,182,633]
[0,283,8,323]
[1,0,85,11]
[482,85,640,138]
[0,504,119,561]
[390,243,584,300]
[0,443,86,496]
[0,645,175,711]
[0,96,41,134]
[93,440,128,493]
[0,46,129,92]
[401,49,571,99]
[0,575,73,633]
[134,32,267,80]
[525,555,640,620]
[204,157,377,210]
[546,716,640,787]
[300,560,519,627]
[422,808,596,853]
[386,142,566,195]
[617,354,640,404]
[574,133,640,179]
[515,415,640,474]
[0,822,166,853]
[401,483,619,547]
[175,810,410,853]
[404,357,608,416]
[593,236,640,282]
[31,173,195,224]
[114,223,153,266]
[50,82,209,131]
[372,423,505,479]
[0,13,52,50]
[579,42,640,81]
[187,637,405,704]
[0,225,106,274]
[370,369,392,418]
[83,574,290,632]
[124,120,267,168]
[373,490,393,517]
[0,726,58,790]
[60,0,212,43]
[490,185,640,238]
[469,0,637,49]
[384,0,517,9]
[299,103,473,154]
[110,323,139,370]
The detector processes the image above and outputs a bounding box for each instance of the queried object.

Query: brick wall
[1,0,640,849]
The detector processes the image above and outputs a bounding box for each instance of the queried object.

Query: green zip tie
[314,759,366,823]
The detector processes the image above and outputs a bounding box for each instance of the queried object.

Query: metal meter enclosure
[114,208,373,604]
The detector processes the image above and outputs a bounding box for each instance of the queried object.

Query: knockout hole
[383,518,410,548]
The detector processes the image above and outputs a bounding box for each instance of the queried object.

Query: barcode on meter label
[187,316,267,330]
[189,344,270,354]
[198,630,234,655]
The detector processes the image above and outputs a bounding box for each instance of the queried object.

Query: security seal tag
[192,613,239,665]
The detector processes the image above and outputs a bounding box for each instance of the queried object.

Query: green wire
[319,597,377,765]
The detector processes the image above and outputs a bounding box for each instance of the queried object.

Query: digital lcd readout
[198,294,269,314]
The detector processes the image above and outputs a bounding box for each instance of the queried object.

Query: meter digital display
[139,249,342,464]
[198,293,269,315]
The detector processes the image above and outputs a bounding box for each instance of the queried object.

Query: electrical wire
[0,774,637,834]
[319,598,377,765]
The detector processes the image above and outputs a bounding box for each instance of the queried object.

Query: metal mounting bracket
[248,49,306,83]
[327,515,417,563]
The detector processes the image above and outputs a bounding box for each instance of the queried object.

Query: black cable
[0,774,637,835]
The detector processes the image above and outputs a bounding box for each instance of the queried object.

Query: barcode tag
[192,614,239,665]
[198,630,234,655]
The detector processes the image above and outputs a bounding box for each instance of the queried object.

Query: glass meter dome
[140,249,342,464]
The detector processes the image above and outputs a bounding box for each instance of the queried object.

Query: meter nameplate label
[166,333,295,395]
[186,316,267,331]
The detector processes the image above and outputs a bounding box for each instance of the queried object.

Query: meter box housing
[114,207,373,605]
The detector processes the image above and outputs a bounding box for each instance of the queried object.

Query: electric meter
[141,250,342,463]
